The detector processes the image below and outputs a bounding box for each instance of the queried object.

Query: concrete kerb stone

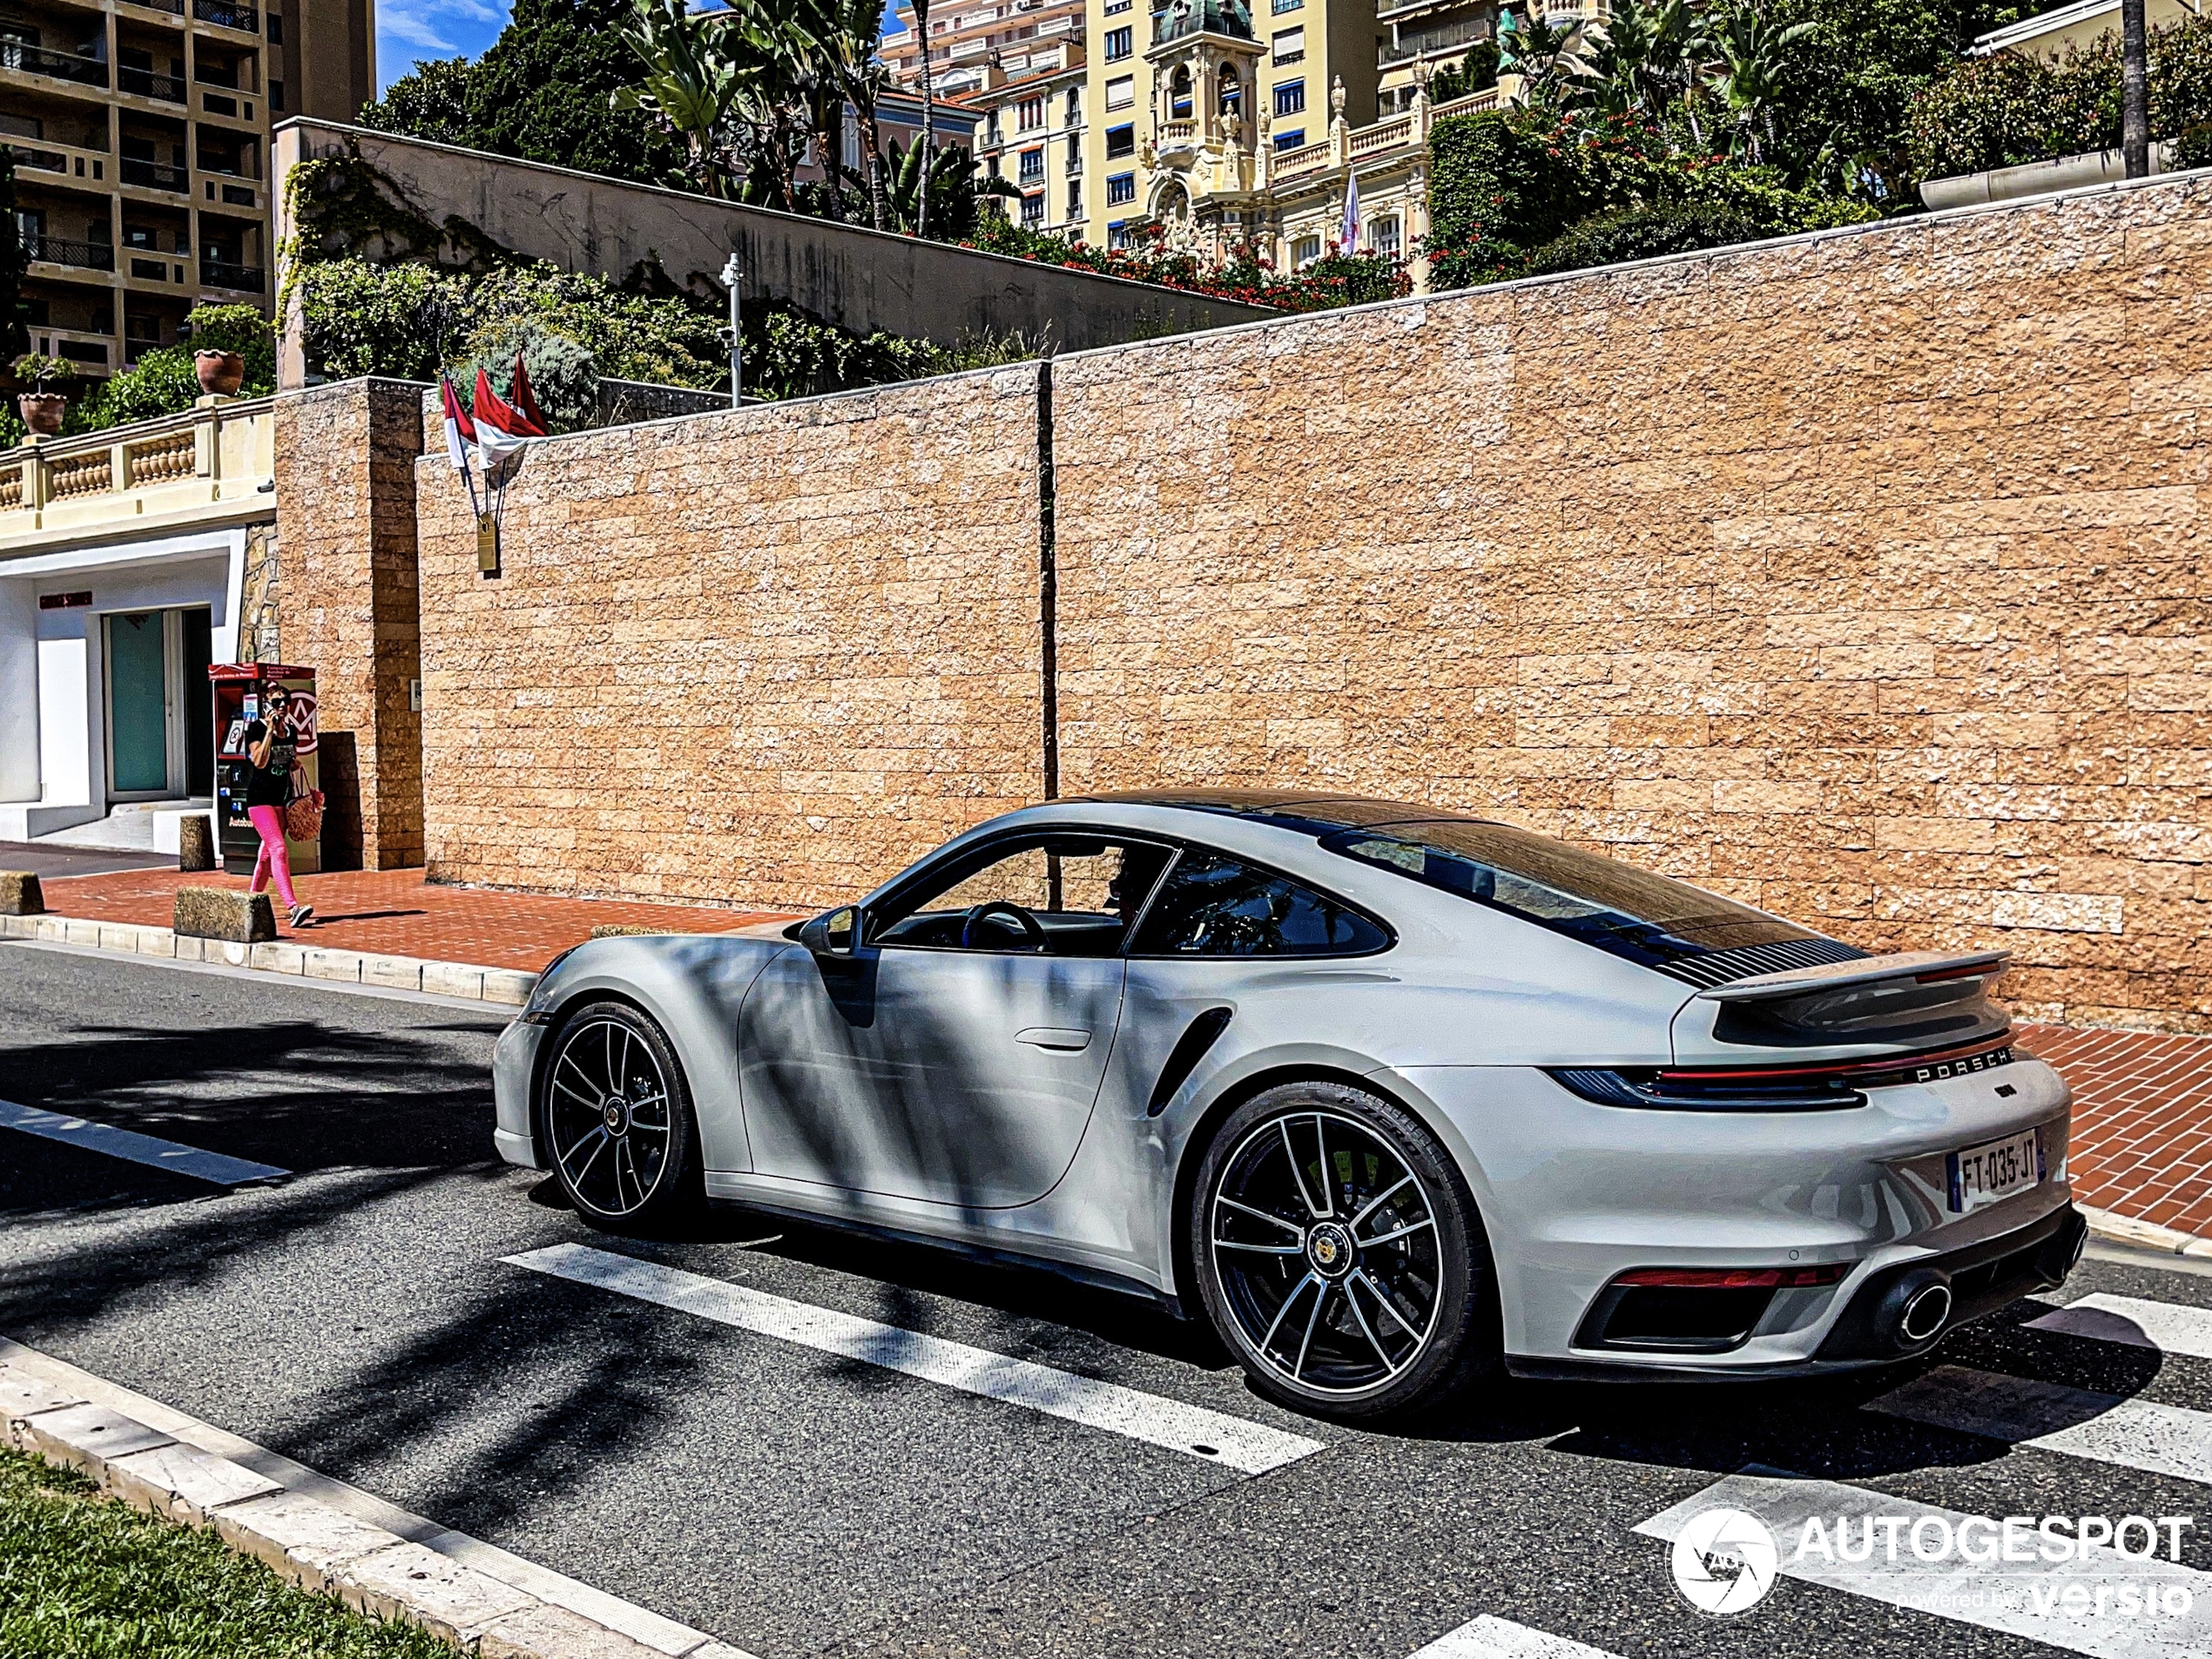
[0,907,537,1007]
[0,1365,726,1658]
[2080,1202,2212,1258]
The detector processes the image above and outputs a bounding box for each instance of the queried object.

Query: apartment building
[884,0,1088,98]
[963,41,1087,234]
[0,0,371,377]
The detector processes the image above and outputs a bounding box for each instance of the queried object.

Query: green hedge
[1905,15,2212,179]
[1424,110,1877,291]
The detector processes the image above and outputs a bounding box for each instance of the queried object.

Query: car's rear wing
[1694,948,2010,1003]
[1672,948,2013,1065]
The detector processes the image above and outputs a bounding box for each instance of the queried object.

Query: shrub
[455,320,601,430]
[1525,201,1769,274]
[66,306,277,434]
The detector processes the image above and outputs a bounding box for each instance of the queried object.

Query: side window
[1130,851,1388,957]
[873,836,1173,955]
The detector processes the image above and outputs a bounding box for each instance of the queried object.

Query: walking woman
[243,698,314,929]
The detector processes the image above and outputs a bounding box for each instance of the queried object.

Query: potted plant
[194,346,245,395]
[12,354,75,435]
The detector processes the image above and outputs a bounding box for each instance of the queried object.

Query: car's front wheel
[1190,1081,1497,1420]
[539,1001,702,1231]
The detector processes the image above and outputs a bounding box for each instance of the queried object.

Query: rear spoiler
[1695,949,2010,1003]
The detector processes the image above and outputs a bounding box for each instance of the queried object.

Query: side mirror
[799,904,861,959]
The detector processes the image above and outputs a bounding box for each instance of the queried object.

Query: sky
[378,0,909,94]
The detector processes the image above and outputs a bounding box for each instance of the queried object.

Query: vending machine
[211,664,320,874]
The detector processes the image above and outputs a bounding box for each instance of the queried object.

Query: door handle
[1015,1027,1091,1052]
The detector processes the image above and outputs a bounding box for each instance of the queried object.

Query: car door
[737,833,1173,1210]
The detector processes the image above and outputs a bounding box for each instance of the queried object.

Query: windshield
[1319,818,1824,969]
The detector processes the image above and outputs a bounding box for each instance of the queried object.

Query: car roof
[1058,789,1499,835]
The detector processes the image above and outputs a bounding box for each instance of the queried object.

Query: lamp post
[721,252,743,407]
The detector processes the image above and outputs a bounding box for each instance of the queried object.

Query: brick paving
[29,866,796,974]
[12,865,2212,1241]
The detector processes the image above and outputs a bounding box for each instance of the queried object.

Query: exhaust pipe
[1873,1268,1953,1351]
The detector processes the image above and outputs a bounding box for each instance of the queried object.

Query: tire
[1188,1080,1498,1421]
[537,1001,703,1232]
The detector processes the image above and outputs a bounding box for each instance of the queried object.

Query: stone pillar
[271,378,429,869]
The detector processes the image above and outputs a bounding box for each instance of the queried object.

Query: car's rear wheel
[1190,1081,1497,1420]
[540,1001,701,1231]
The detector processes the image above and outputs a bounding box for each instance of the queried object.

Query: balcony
[26,236,116,272]
[193,0,260,29]
[0,44,110,89]
[120,157,190,192]
[14,141,109,186]
[199,256,264,292]
[1379,15,1493,62]
[119,0,187,16]
[0,395,275,550]
[118,64,188,101]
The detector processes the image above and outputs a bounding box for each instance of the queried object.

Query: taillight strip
[1662,1033,2016,1085]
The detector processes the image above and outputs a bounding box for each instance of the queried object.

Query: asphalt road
[5,937,2212,1659]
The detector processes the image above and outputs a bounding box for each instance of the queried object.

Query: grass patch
[0,1444,453,1657]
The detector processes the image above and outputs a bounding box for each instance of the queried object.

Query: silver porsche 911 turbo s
[491,790,2086,1420]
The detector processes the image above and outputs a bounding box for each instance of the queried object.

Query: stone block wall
[411,368,1049,907]
[272,378,427,870]
[1048,177,2212,1031]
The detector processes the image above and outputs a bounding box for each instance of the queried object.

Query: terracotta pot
[17,392,64,435]
[195,349,246,395]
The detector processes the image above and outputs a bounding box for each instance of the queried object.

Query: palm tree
[1496,8,1593,110]
[913,0,936,238]
[807,0,894,230]
[610,0,752,197]
[1703,0,1812,164]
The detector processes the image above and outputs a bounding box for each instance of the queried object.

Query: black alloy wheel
[1190,1081,1496,1419]
[541,1001,701,1230]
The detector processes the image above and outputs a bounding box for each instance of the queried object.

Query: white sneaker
[288,903,314,928]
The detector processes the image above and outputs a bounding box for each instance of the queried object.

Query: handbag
[285,788,325,843]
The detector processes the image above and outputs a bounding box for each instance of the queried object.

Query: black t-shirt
[241,719,295,810]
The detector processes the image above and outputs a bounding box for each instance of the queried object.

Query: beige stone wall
[1049,177,2212,1031]
[412,368,1047,907]
[273,379,427,870]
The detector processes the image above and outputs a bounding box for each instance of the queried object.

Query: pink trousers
[246,804,297,910]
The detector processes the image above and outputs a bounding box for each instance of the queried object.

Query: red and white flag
[439,374,475,472]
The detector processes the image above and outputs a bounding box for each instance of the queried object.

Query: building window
[1065,84,1082,123]
[1271,25,1304,62]
[1105,122,1135,158]
[1372,217,1400,257]
[1272,128,1305,149]
[1170,66,1192,119]
[1292,234,1321,266]
[266,11,281,39]
[1018,95,1043,130]
[1107,171,1136,205]
[1103,24,1132,58]
[1105,74,1134,111]
[1067,178,1082,216]
[269,78,284,110]
[1065,132,1082,172]
[1271,0,1300,10]
[1019,146,1044,181]
[1108,219,1130,249]
[1022,192,1044,226]
[1273,78,1304,117]
[1103,0,1130,10]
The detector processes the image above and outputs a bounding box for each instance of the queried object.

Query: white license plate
[1947,1129,2042,1212]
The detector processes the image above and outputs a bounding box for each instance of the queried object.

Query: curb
[0,1356,750,1659]
[0,912,538,1006]
[2080,1203,2212,1260]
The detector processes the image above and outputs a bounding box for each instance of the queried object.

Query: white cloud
[377,0,508,77]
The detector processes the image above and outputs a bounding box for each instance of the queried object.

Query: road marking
[1407,1614,1622,1658]
[0,1337,743,1658]
[2028,1293,2212,1361]
[504,1242,1326,1475]
[0,1096,287,1187]
[1867,1365,2212,1487]
[1637,1470,2212,1659]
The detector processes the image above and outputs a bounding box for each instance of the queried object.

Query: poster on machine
[210,664,321,876]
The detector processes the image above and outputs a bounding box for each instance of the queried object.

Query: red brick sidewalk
[17,866,2212,1243]
[31,866,796,973]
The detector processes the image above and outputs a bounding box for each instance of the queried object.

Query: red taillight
[1612,1264,1851,1291]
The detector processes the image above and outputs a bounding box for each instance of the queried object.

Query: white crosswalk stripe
[0,1096,287,1186]
[504,1242,1326,1475]
[1637,1470,2212,1659]
[2027,1294,2212,1362]
[1867,1365,2212,1488]
[1406,1614,1622,1659]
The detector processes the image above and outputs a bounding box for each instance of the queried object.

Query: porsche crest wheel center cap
[603,1097,630,1136]
[1305,1222,1355,1278]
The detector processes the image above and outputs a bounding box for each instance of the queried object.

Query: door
[737,833,1174,1209]
[105,610,170,798]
